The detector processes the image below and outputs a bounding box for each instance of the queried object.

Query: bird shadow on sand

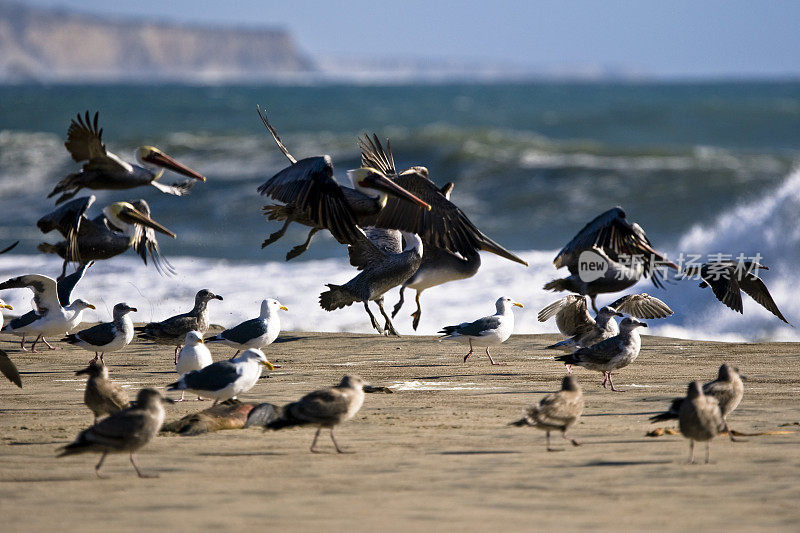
[580,459,673,467]
[273,336,306,343]
[439,450,522,455]
[197,451,286,457]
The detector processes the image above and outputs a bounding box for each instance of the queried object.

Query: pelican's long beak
[513,302,524,308]
[361,170,431,211]
[143,149,206,182]
[120,205,177,238]
[262,360,275,370]
[280,305,288,311]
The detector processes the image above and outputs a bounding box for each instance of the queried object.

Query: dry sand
[1,331,799,532]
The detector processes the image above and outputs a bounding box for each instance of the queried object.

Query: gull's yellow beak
[262,360,275,370]
[0,303,12,310]
[87,304,97,310]
[513,302,524,308]
[198,339,204,344]
[280,306,288,311]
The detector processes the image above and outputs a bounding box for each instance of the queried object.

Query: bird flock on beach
[0,106,793,477]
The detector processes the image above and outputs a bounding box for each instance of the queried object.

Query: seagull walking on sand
[57,388,171,478]
[64,303,136,362]
[510,375,584,451]
[205,299,287,356]
[76,357,130,424]
[167,348,274,405]
[438,296,523,365]
[175,331,213,401]
[650,363,745,441]
[266,375,366,454]
[554,317,647,391]
[677,381,726,464]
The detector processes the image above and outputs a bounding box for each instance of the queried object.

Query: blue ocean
[0,82,798,340]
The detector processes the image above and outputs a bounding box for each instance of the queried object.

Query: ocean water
[0,82,798,341]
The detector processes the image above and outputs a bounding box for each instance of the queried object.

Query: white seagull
[438,296,523,365]
[64,303,136,362]
[174,331,213,401]
[205,299,287,355]
[167,348,275,405]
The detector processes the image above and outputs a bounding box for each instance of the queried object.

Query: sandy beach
[1,331,799,532]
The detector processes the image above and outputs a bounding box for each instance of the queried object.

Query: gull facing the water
[205,299,287,355]
[438,296,523,365]
[266,375,366,453]
[555,317,647,391]
[510,375,584,451]
[76,357,130,424]
[174,331,213,401]
[678,381,726,464]
[167,348,274,405]
[58,388,170,478]
[64,303,136,362]
[137,289,223,362]
[650,363,745,441]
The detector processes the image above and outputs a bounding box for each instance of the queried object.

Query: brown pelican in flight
[37,195,176,278]
[48,111,206,204]
[255,108,527,269]
[545,207,678,312]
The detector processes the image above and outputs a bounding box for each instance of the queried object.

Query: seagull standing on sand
[510,375,584,451]
[555,317,647,391]
[540,293,672,351]
[175,331,213,401]
[57,388,170,478]
[64,303,136,362]
[650,363,745,441]
[167,348,274,405]
[678,381,726,464]
[266,375,366,454]
[76,357,130,424]
[136,289,223,362]
[438,297,523,365]
[205,299,287,355]
[0,269,96,352]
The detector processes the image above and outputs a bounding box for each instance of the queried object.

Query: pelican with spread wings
[37,195,176,278]
[255,108,527,268]
[48,111,206,204]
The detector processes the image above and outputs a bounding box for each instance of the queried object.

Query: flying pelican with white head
[48,111,206,204]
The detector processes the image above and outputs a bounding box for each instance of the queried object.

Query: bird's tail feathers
[37,242,60,255]
[319,284,355,311]
[546,338,577,351]
[543,278,571,292]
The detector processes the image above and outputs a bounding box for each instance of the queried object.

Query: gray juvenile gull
[57,388,170,478]
[64,302,136,362]
[256,110,526,268]
[391,183,482,330]
[266,374,366,453]
[37,195,177,278]
[510,375,584,451]
[175,331,213,401]
[650,363,745,441]
[684,260,790,324]
[206,299,287,355]
[545,207,678,312]
[76,356,130,424]
[540,293,673,351]
[438,296,524,365]
[137,289,223,362]
[167,348,274,405]
[0,348,22,388]
[0,267,96,352]
[678,381,726,464]
[555,317,647,391]
[48,111,205,204]
[320,228,422,336]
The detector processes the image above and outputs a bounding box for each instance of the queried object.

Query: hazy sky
[21,0,800,77]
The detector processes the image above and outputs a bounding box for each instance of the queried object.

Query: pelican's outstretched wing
[257,156,362,246]
[360,135,526,266]
[129,200,176,276]
[64,111,106,164]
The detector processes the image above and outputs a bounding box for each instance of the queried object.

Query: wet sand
[1,331,799,532]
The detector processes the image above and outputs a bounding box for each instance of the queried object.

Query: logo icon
[578,249,608,282]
